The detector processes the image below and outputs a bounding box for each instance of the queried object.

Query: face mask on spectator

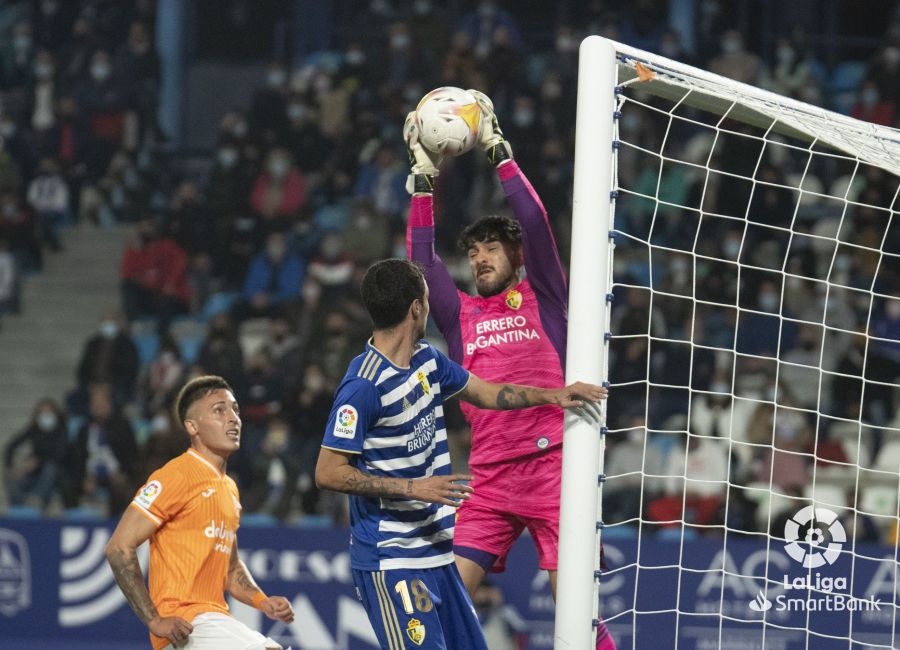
[151,414,169,433]
[886,301,900,320]
[391,34,411,50]
[723,239,741,258]
[2,203,17,217]
[721,38,741,55]
[34,62,54,79]
[268,158,289,178]
[512,108,534,128]
[267,69,286,88]
[217,148,238,168]
[660,40,680,58]
[556,36,577,53]
[267,240,287,260]
[13,34,31,51]
[345,49,366,66]
[232,120,248,138]
[413,0,432,15]
[759,292,779,312]
[37,412,58,431]
[776,46,795,63]
[884,47,900,66]
[711,382,730,396]
[99,320,119,338]
[478,2,496,17]
[287,103,307,121]
[861,88,879,107]
[91,62,111,81]
[41,0,59,15]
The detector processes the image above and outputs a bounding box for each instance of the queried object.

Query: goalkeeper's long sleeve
[407,194,464,360]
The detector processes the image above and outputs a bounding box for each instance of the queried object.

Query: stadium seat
[874,441,900,473]
[5,505,42,519]
[133,332,160,366]
[802,483,846,510]
[860,486,898,518]
[178,335,204,365]
[292,514,333,529]
[600,525,639,539]
[63,506,104,521]
[239,512,278,527]
[201,292,240,321]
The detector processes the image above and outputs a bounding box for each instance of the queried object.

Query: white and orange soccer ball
[415,87,481,156]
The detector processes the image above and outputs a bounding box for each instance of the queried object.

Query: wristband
[406,173,435,195]
[486,141,513,167]
[251,591,268,609]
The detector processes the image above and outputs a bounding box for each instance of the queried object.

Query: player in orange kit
[105,375,294,649]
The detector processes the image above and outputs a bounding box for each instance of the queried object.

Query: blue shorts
[352,563,488,650]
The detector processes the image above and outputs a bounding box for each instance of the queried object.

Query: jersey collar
[187,449,223,478]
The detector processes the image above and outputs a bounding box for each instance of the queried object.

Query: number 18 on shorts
[352,564,488,650]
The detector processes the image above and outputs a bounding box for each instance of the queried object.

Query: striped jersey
[322,340,470,571]
[129,449,241,650]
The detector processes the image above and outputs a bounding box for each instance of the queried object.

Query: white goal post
[557,35,900,649]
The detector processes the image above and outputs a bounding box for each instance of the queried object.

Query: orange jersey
[130,449,241,650]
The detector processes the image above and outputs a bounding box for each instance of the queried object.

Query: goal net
[556,37,900,650]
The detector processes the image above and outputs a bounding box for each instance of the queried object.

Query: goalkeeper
[405,91,615,650]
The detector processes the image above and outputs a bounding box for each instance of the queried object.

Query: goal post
[557,35,900,649]
[555,35,618,650]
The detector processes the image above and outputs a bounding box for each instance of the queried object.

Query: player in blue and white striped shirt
[316,259,606,650]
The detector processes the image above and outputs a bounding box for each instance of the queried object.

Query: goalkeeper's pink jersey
[407,161,568,465]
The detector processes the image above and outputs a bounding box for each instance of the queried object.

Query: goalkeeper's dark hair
[174,375,234,427]
[361,259,426,330]
[457,215,522,252]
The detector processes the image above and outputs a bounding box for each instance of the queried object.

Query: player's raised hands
[412,473,474,507]
[260,595,295,623]
[404,111,443,177]
[467,89,513,164]
[148,615,193,648]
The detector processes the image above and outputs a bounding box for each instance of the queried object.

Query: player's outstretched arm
[226,541,295,623]
[316,446,473,507]
[457,375,607,422]
[106,506,194,647]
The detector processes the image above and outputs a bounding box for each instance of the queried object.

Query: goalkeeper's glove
[467,89,513,167]
[404,111,442,195]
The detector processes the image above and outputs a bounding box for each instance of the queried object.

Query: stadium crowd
[2,0,899,544]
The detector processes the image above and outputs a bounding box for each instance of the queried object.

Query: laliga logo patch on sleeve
[333,405,358,439]
[135,479,162,508]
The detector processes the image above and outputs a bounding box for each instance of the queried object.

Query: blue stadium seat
[240,512,278,527]
[5,505,42,519]
[63,506,105,521]
[133,332,160,366]
[292,514,332,529]
[178,335,204,365]
[201,292,240,321]
[600,525,638,539]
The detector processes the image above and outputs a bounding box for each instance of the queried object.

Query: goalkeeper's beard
[475,269,517,298]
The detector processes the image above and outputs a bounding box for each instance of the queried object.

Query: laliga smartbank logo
[748,506,881,613]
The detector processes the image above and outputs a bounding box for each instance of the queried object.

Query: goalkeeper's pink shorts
[454,446,562,572]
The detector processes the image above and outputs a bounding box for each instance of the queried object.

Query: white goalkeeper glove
[404,111,442,195]
[467,89,513,167]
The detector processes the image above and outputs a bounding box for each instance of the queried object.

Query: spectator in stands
[260,314,303,395]
[166,180,215,311]
[116,21,160,139]
[75,49,131,172]
[709,29,763,85]
[603,415,665,523]
[1,21,36,92]
[136,407,187,480]
[0,238,19,318]
[196,312,246,390]
[26,157,69,251]
[458,0,523,60]
[341,198,391,267]
[250,62,290,143]
[352,143,406,224]
[64,383,138,515]
[28,50,58,136]
[851,79,895,126]
[120,215,190,334]
[304,233,354,307]
[285,363,332,514]
[762,37,815,98]
[250,147,306,223]
[141,335,186,418]
[243,415,299,519]
[234,231,304,322]
[0,190,40,272]
[4,398,67,511]
[75,309,139,408]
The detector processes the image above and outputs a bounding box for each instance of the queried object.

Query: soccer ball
[415,87,481,156]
